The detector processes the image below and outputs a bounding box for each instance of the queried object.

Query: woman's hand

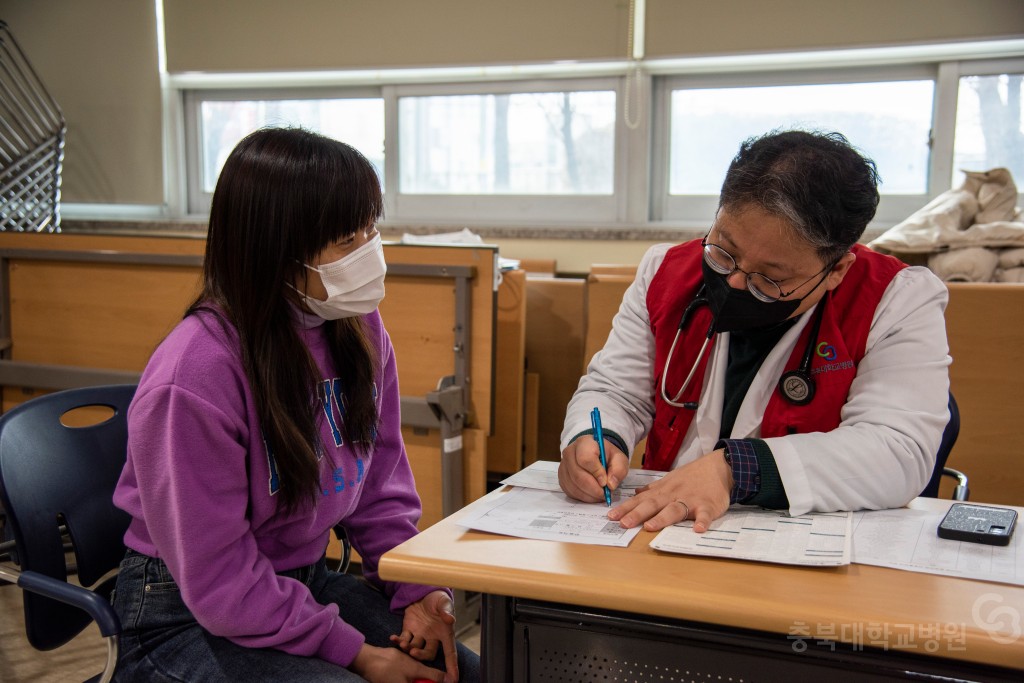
[389,590,459,682]
[609,449,733,532]
[558,435,629,502]
[349,642,445,683]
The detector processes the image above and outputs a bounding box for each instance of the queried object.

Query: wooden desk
[380,492,1024,682]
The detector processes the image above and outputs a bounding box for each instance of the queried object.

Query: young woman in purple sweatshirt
[110,128,479,682]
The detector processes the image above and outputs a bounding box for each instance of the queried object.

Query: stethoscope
[659,286,827,410]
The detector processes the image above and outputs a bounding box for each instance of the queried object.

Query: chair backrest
[0,384,135,651]
[920,392,960,498]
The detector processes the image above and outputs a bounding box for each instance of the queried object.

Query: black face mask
[702,260,803,333]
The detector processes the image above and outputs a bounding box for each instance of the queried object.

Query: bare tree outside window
[199,99,384,193]
[399,91,614,195]
[954,74,1024,186]
[669,81,933,196]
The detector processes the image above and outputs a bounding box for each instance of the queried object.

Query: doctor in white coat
[558,130,951,534]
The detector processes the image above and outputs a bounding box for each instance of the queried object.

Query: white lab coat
[561,244,952,516]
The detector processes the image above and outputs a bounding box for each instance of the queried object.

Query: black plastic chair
[0,384,136,683]
[920,392,969,501]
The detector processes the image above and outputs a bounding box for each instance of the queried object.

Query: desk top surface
[380,489,1024,670]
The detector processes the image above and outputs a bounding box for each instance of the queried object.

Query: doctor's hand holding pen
[559,433,735,533]
[558,433,630,506]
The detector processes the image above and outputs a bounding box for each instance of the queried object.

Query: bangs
[298,138,384,260]
[206,127,384,291]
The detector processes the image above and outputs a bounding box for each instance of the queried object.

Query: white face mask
[294,234,387,320]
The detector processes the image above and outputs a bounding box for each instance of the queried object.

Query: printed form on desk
[456,461,666,547]
[499,459,664,493]
[458,487,642,547]
[649,508,852,566]
[852,508,1024,586]
[482,462,852,560]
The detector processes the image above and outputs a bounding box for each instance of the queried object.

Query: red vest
[644,240,907,471]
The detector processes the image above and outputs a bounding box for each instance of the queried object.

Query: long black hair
[189,127,383,512]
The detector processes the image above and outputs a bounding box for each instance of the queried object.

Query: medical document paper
[457,486,643,547]
[499,459,665,493]
[649,508,853,566]
[851,508,1024,586]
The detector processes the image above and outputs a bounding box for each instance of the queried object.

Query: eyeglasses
[701,234,834,303]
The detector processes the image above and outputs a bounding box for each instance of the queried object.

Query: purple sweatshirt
[113,305,442,668]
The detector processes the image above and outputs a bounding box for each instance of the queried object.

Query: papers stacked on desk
[461,461,854,564]
[456,461,664,546]
[458,486,643,547]
[649,509,852,566]
[477,461,853,564]
[852,508,1024,587]
[498,460,664,493]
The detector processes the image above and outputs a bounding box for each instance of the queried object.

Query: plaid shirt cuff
[718,438,760,504]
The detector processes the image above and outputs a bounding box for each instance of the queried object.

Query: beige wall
[3,0,1022,211]
[2,0,163,205]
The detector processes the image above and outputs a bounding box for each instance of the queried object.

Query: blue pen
[591,407,613,507]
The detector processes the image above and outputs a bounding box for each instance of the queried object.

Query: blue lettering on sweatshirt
[319,379,344,447]
[324,457,365,495]
[268,378,378,496]
[263,433,280,496]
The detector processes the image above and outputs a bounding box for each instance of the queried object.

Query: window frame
[651,64,941,227]
[382,77,627,224]
[183,78,626,223]
[940,56,1024,195]
[182,85,384,215]
[169,44,1024,232]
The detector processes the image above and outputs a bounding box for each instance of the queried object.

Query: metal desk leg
[481,594,513,683]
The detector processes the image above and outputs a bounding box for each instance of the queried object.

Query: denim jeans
[111,550,480,682]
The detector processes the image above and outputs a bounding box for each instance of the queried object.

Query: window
[184,81,621,221]
[388,79,622,222]
[184,90,384,213]
[953,71,1024,187]
[174,46,1024,229]
[655,70,936,225]
[398,91,615,195]
[668,81,933,195]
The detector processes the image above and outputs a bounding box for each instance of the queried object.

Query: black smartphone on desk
[937,503,1017,546]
